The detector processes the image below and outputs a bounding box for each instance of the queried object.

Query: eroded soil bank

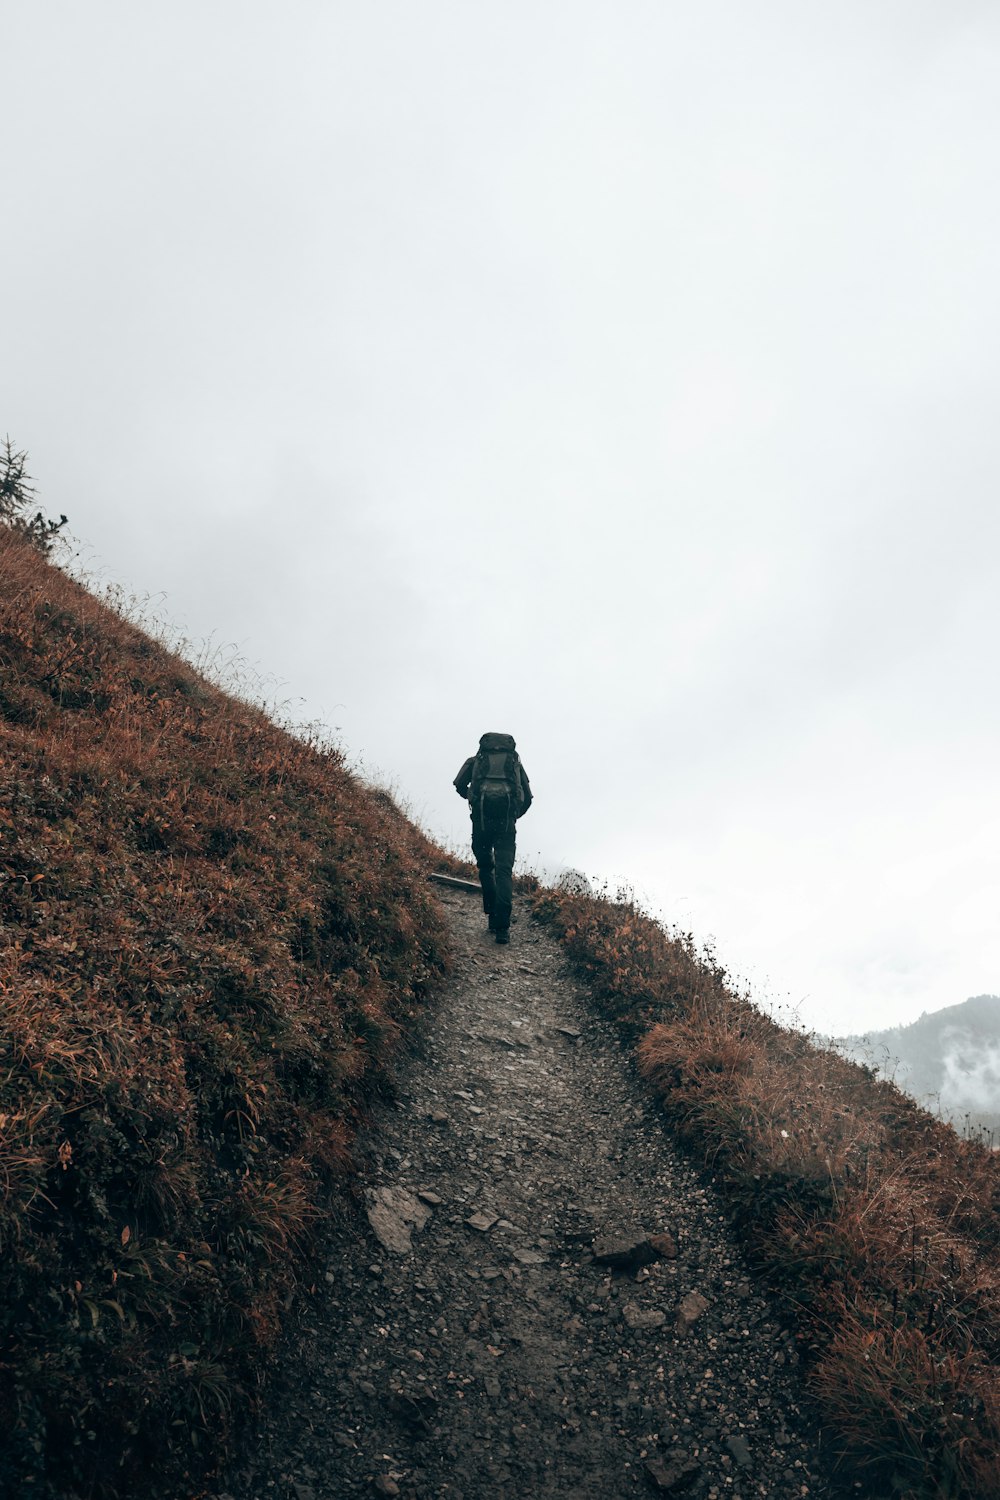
[221,889,838,1500]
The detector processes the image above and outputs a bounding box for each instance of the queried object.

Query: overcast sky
[5,2,999,1035]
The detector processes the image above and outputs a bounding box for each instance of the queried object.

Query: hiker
[453,732,532,944]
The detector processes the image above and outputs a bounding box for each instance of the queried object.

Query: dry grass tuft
[533,884,1000,1500]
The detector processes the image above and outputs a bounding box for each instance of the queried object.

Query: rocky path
[223,889,836,1500]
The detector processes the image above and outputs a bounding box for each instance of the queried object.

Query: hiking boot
[495,930,510,945]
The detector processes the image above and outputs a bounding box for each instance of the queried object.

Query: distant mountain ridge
[834,993,1000,1138]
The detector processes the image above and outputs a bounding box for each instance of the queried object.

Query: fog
[939,1033,1000,1118]
[4,3,999,1033]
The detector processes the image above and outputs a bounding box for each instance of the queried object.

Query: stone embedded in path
[466,1211,499,1233]
[647,1231,678,1259]
[644,1456,702,1492]
[593,1231,677,1271]
[557,1025,582,1039]
[417,1189,443,1206]
[428,1109,449,1124]
[622,1301,667,1330]
[725,1433,752,1469]
[386,1388,439,1433]
[511,1248,546,1265]
[365,1187,432,1256]
[372,1476,400,1496]
[676,1291,710,1334]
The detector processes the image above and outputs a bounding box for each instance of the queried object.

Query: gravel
[221,889,840,1499]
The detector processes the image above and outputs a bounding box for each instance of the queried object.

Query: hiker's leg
[471,820,496,915]
[493,826,516,935]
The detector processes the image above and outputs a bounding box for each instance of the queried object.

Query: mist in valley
[836,994,1000,1139]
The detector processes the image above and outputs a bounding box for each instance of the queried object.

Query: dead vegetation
[0,528,452,1497]
[5,493,999,1500]
[532,884,1000,1500]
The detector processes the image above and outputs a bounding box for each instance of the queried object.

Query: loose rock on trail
[223,889,834,1500]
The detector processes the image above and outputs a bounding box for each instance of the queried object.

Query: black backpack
[470,732,525,833]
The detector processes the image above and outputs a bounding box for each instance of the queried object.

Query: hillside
[3,521,1000,1500]
[835,995,1000,1139]
[531,887,1000,1499]
[0,527,455,1498]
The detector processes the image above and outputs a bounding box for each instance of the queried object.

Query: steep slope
[0,529,452,1498]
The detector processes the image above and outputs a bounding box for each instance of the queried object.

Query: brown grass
[0,529,452,1497]
[532,884,1000,1500]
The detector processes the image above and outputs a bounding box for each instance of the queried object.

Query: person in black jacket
[453,732,532,944]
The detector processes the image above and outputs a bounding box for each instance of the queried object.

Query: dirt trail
[223,889,836,1500]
